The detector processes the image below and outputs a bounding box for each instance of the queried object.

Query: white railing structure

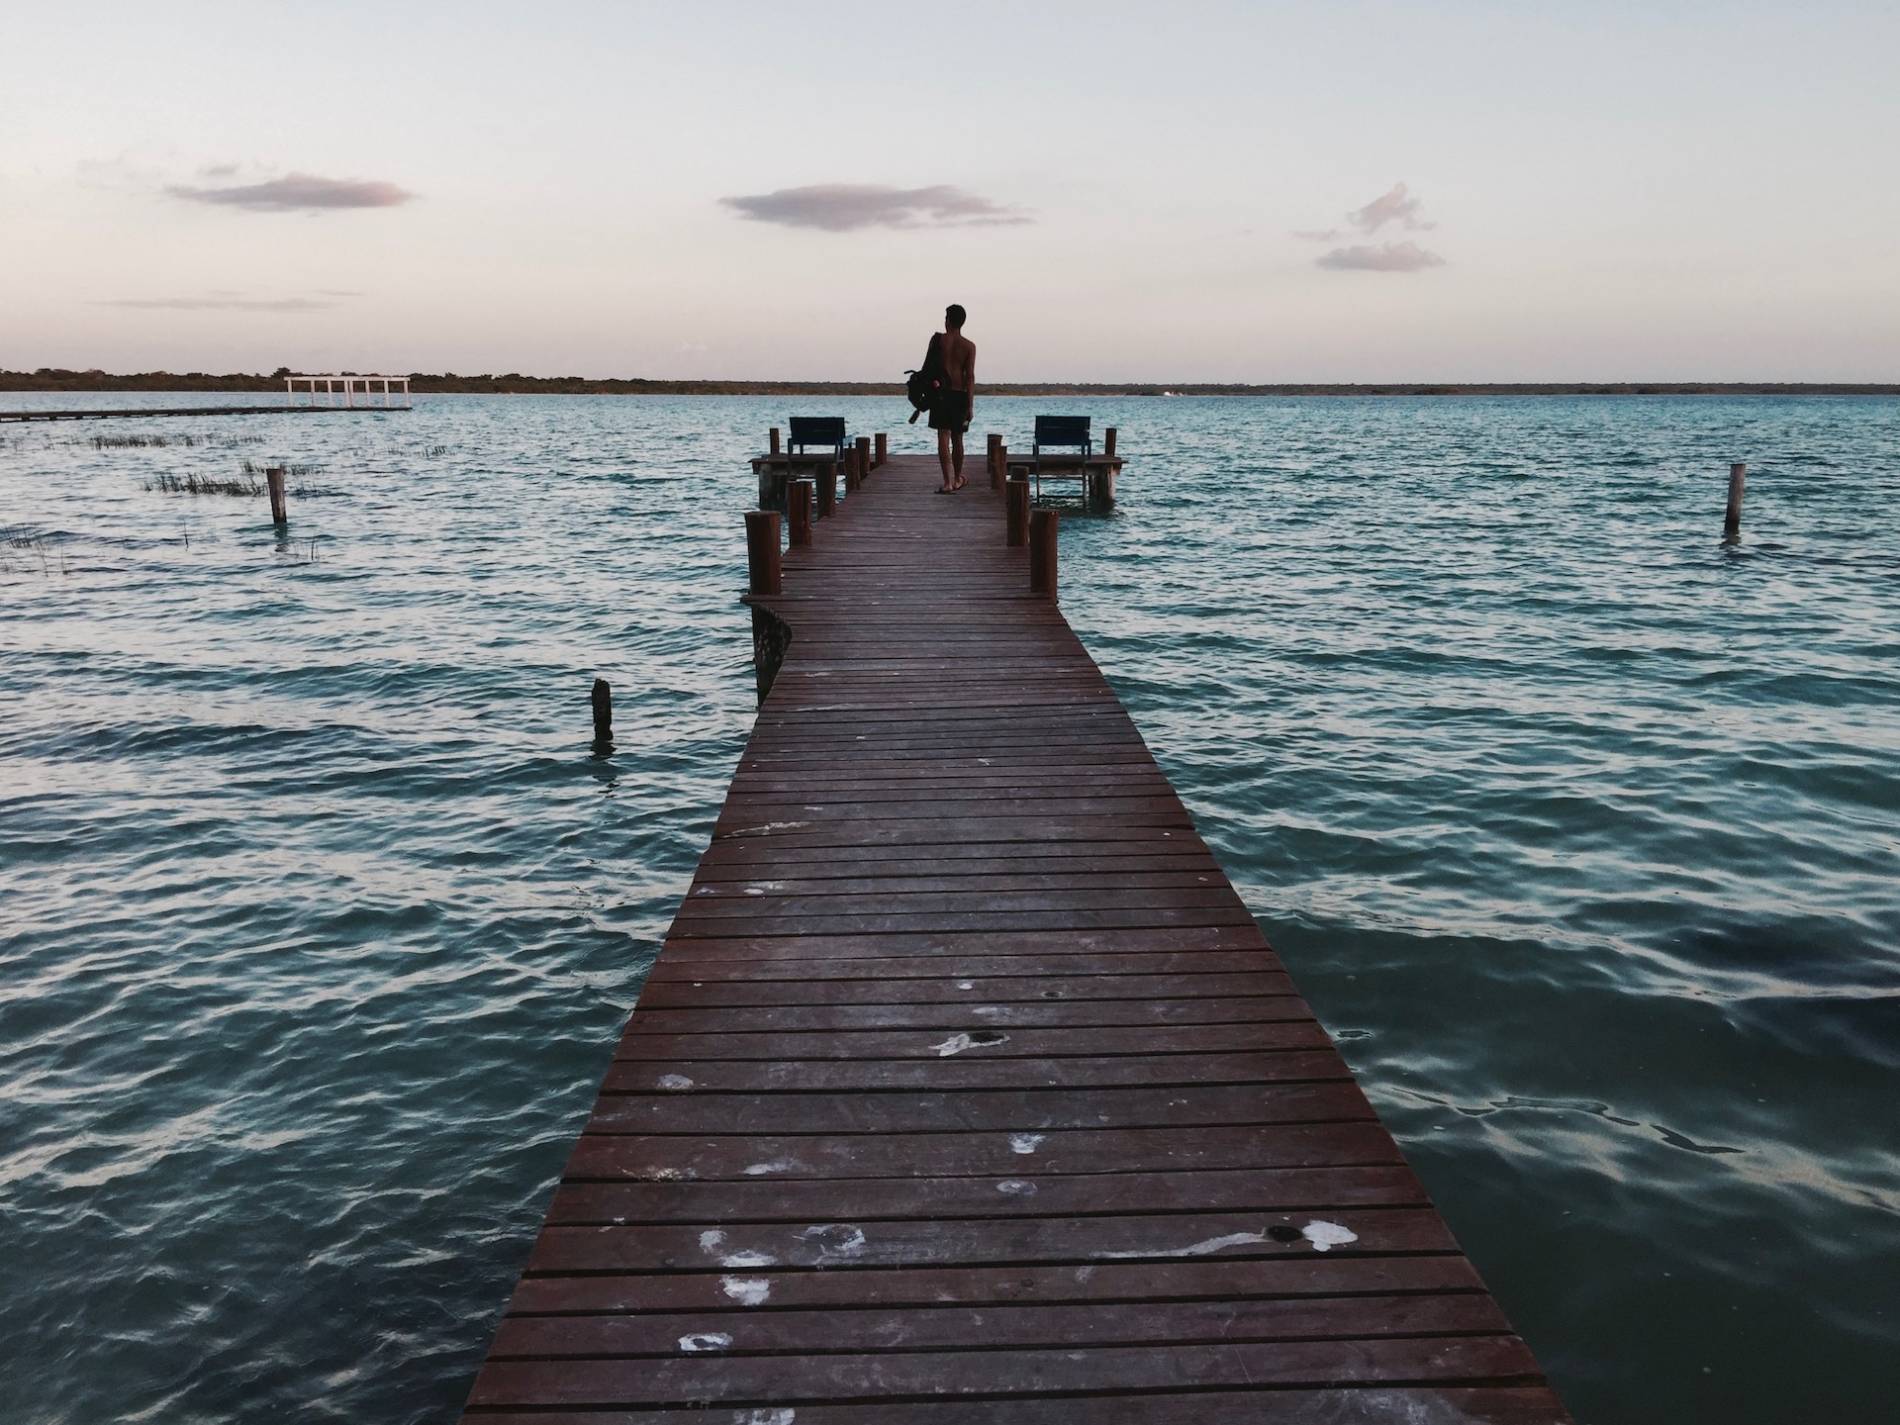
[285,374,413,409]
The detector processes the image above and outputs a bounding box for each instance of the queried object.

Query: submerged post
[266,465,288,526]
[769,427,781,456]
[1006,473,1029,547]
[818,460,837,518]
[1724,462,1746,543]
[1030,508,1058,599]
[789,479,814,547]
[874,432,887,467]
[745,510,782,596]
[590,678,613,747]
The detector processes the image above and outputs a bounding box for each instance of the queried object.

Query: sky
[3,0,1898,382]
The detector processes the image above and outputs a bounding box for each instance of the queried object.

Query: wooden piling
[818,461,837,518]
[1105,426,1118,457]
[1030,507,1059,598]
[1006,473,1029,547]
[744,510,782,596]
[769,427,781,456]
[874,431,887,467]
[1724,462,1746,542]
[266,465,288,526]
[788,479,813,547]
[987,433,1003,490]
[590,678,613,746]
[856,436,872,482]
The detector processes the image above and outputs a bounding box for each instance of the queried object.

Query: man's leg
[950,428,965,487]
[937,428,954,489]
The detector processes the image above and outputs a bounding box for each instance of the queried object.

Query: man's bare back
[940,330,975,394]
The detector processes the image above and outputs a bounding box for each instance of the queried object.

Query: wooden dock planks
[459,453,1571,1423]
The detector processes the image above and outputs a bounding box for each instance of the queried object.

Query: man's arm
[966,341,976,420]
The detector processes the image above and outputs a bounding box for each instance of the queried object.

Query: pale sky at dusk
[4,1,1897,382]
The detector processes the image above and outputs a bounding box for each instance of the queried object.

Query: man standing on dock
[931,303,976,493]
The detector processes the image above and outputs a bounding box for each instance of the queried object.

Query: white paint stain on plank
[699,1230,777,1269]
[1009,1133,1045,1155]
[657,1073,694,1091]
[1303,1219,1359,1252]
[933,1031,1008,1057]
[721,1276,772,1306]
[1095,1227,1279,1260]
[798,1223,867,1260]
[679,1332,733,1353]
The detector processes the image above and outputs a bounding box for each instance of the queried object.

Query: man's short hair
[945,303,967,329]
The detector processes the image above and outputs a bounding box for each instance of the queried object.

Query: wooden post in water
[266,465,288,526]
[1006,473,1029,547]
[818,461,837,518]
[874,432,887,467]
[789,479,814,547]
[769,427,781,456]
[1029,508,1058,599]
[1104,426,1118,458]
[855,437,871,482]
[1724,463,1746,543]
[988,433,1003,491]
[745,510,782,595]
[590,678,613,747]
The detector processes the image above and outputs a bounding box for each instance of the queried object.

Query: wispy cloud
[1348,182,1434,234]
[97,295,340,312]
[1315,241,1446,273]
[167,172,414,212]
[1298,182,1445,272]
[721,183,1030,232]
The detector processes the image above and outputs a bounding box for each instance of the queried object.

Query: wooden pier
[459,448,1571,1423]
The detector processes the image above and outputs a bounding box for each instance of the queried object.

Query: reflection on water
[2,391,1897,1423]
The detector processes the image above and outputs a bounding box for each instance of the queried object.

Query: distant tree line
[4,368,1895,398]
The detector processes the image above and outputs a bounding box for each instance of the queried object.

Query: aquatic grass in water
[0,390,1896,1424]
[147,471,266,496]
[88,432,264,449]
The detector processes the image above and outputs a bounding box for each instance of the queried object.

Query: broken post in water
[589,678,613,749]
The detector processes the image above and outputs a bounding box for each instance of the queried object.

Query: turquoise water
[1,392,1895,1423]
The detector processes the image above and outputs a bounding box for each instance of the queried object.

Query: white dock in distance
[285,374,413,409]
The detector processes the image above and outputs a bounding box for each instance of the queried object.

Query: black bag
[904,334,945,424]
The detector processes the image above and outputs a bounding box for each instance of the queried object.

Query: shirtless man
[930,303,976,492]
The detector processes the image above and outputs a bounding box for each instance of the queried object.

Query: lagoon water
[1,391,1896,1423]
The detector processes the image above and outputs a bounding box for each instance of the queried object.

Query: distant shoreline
[4,369,1895,398]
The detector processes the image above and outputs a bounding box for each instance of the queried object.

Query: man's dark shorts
[928,389,971,432]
